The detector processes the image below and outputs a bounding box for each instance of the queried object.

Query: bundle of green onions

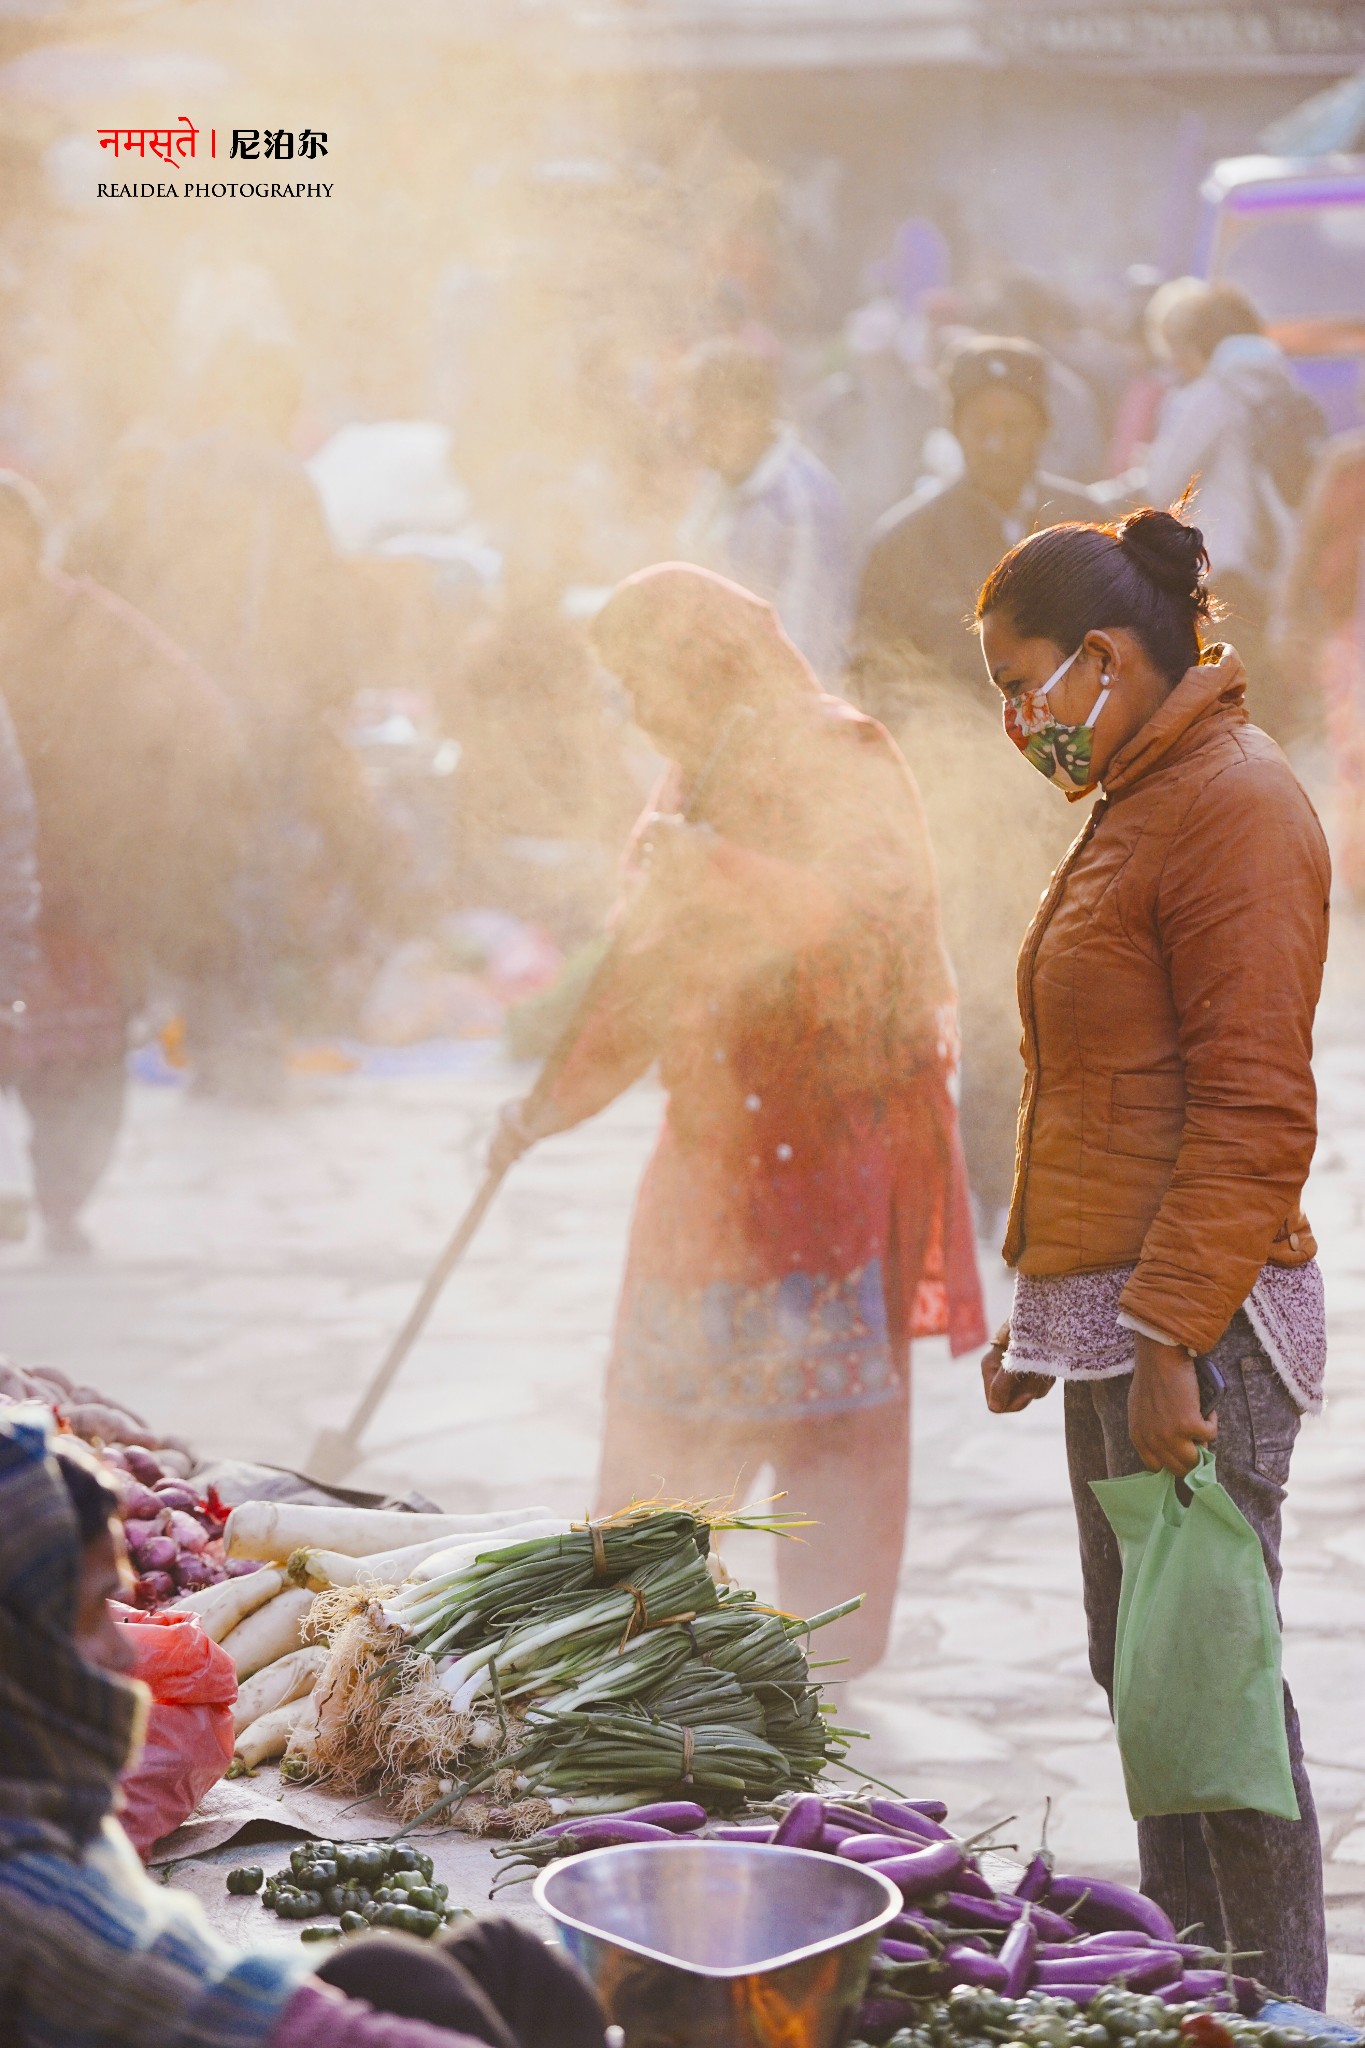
[514,1708,793,1802]
[398,1542,719,1713]
[310,1504,862,1824]
[384,1510,712,1659]
[643,1663,767,1738]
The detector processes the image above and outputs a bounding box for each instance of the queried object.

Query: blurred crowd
[0,208,1359,1257]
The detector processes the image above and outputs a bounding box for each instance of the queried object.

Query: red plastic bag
[114,1605,238,1857]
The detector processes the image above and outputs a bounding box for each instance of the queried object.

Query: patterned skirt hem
[606,1382,905,1425]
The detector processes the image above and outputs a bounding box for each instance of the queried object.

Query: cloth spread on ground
[1006,1258,1326,1412]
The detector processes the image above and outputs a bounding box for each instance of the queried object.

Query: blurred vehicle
[1195,153,1365,430]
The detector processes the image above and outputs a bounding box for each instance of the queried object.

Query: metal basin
[535,1841,900,2048]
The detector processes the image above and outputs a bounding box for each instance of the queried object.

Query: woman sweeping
[493,563,984,1675]
[975,508,1330,2004]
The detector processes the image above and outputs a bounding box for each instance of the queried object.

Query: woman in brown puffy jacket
[974,508,1331,2006]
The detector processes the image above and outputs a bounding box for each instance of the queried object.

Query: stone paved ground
[4,908,1364,2020]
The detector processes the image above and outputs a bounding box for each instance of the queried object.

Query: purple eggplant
[1015,1851,1053,1903]
[938,1894,1076,1943]
[1233,1976,1261,2015]
[856,1996,918,2039]
[1034,1951,1173,1987]
[1041,1951,1182,1993]
[772,1795,825,1850]
[817,1824,860,1851]
[936,1891,1021,1930]
[1156,1976,1234,2009]
[838,1833,932,1865]
[1027,1984,1103,2008]
[885,1913,938,1942]
[905,1799,949,1824]
[879,1939,933,1965]
[1068,1930,1160,1950]
[536,1818,677,1849]
[710,1824,775,1843]
[1034,1931,1169,1961]
[1016,1801,1054,1902]
[1036,1935,1154,1960]
[1046,1873,1177,1943]
[870,1840,967,1899]
[534,1803,705,1839]
[1170,1972,1257,2015]
[613,1803,707,1834]
[998,1907,1038,1999]
[950,1868,998,1902]
[1161,1972,1225,2001]
[824,1804,903,1836]
[1030,1906,1085,1943]
[934,1948,1009,1991]
[883,1913,983,1949]
[867,1797,953,1842]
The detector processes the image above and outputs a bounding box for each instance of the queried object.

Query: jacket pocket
[1238,1354,1300,1486]
[1107,1070,1186,1163]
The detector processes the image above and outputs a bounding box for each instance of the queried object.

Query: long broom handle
[332,1164,508,1448]
[328,702,755,1454]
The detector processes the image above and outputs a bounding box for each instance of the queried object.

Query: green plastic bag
[1091,1445,1299,1821]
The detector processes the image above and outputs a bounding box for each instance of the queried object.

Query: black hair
[974,504,1218,686]
[53,1441,122,1545]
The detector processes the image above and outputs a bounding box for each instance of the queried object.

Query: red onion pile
[0,1354,258,1609]
[98,1442,261,1606]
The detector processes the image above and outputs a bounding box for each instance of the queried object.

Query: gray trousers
[1064,1311,1327,2009]
[13,1055,126,1229]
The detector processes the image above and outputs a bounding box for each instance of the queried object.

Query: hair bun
[1116,506,1211,616]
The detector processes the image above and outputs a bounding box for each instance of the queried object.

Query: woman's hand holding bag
[1129,1333,1217,1476]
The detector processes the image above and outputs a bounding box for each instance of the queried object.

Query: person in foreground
[976,507,1330,2007]
[493,563,985,1676]
[0,1407,607,2048]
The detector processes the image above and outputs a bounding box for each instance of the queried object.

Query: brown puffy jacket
[1003,647,1331,1355]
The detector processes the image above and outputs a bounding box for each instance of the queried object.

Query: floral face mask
[1002,647,1111,793]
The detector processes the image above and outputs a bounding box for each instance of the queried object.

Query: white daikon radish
[288,1517,561,1591]
[233,1697,312,1769]
[280,1685,322,1782]
[169,1567,285,1643]
[225,1501,553,1564]
[288,1530,467,1592]
[409,1518,572,1584]
[231,1645,328,1734]
[221,1586,316,1679]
